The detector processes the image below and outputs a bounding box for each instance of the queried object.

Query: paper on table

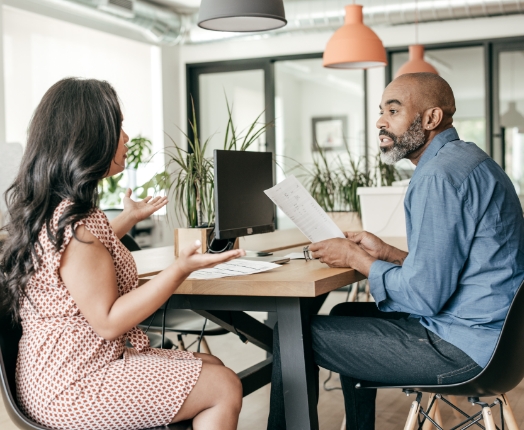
[284,252,306,260]
[187,258,281,280]
[264,175,345,243]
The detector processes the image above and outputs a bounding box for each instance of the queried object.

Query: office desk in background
[132,233,407,430]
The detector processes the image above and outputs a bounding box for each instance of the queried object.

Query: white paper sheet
[284,252,307,260]
[264,175,345,243]
[187,259,281,280]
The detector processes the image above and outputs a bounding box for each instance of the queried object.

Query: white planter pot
[357,186,408,237]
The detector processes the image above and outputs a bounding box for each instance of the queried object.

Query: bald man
[267,73,524,429]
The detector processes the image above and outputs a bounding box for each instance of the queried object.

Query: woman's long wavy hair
[0,78,122,322]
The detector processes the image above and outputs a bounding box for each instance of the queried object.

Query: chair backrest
[0,315,21,398]
[464,278,524,396]
[396,279,524,396]
[0,315,51,430]
[120,233,141,252]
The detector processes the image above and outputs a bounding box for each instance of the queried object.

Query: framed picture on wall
[311,116,347,151]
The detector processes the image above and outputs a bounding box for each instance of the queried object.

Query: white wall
[0,3,175,245]
[199,69,266,156]
[3,6,160,149]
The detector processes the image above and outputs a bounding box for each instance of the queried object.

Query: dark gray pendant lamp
[198,0,287,32]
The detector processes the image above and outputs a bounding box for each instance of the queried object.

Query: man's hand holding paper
[264,175,378,275]
[308,238,376,276]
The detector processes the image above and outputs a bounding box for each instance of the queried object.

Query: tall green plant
[305,146,338,212]
[99,173,125,208]
[223,98,270,151]
[165,100,214,228]
[304,143,412,214]
[338,156,374,214]
[375,153,403,186]
[98,135,153,208]
[126,135,153,169]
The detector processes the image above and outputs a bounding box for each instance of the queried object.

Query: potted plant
[301,136,415,233]
[99,135,153,209]
[302,143,372,232]
[164,98,270,256]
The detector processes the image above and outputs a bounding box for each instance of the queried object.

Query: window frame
[385,35,524,167]
[186,53,369,168]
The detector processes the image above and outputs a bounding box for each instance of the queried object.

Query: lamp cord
[415,0,419,44]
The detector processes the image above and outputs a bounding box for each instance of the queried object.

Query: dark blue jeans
[267,302,482,430]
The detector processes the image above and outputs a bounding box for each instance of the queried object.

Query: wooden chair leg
[177,334,186,351]
[404,399,421,430]
[365,280,373,302]
[501,394,519,430]
[199,336,211,354]
[482,406,497,430]
[348,283,358,302]
[423,394,442,430]
[340,413,346,430]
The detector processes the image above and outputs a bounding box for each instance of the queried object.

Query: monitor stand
[207,236,236,254]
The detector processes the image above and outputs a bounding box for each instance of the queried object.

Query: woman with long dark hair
[0,78,244,430]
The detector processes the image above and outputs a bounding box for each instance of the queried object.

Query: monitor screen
[214,150,275,240]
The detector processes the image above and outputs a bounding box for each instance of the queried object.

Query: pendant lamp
[501,102,524,133]
[395,45,438,78]
[198,0,287,32]
[500,55,524,132]
[395,0,438,78]
[323,4,387,69]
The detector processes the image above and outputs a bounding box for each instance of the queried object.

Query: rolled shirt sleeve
[368,175,475,317]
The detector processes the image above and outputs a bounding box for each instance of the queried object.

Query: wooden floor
[2,291,524,429]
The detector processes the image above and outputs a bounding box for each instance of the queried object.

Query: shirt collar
[412,127,460,177]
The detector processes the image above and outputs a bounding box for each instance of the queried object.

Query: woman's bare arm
[60,226,243,340]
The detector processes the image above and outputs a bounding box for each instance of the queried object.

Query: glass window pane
[3,6,164,212]
[392,46,486,151]
[499,50,524,202]
[275,59,365,228]
[199,70,266,157]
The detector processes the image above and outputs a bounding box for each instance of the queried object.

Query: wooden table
[133,247,365,430]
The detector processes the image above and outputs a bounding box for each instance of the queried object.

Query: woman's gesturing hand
[122,188,168,222]
[176,240,246,278]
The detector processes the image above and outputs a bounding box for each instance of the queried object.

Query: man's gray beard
[380,114,426,165]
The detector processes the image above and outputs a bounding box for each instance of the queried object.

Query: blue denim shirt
[368,128,524,367]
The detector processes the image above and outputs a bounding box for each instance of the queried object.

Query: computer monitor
[211,150,275,251]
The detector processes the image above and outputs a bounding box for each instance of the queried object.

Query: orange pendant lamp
[395,45,438,78]
[323,4,387,69]
[395,0,438,78]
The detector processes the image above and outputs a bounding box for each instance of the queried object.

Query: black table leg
[277,297,320,430]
